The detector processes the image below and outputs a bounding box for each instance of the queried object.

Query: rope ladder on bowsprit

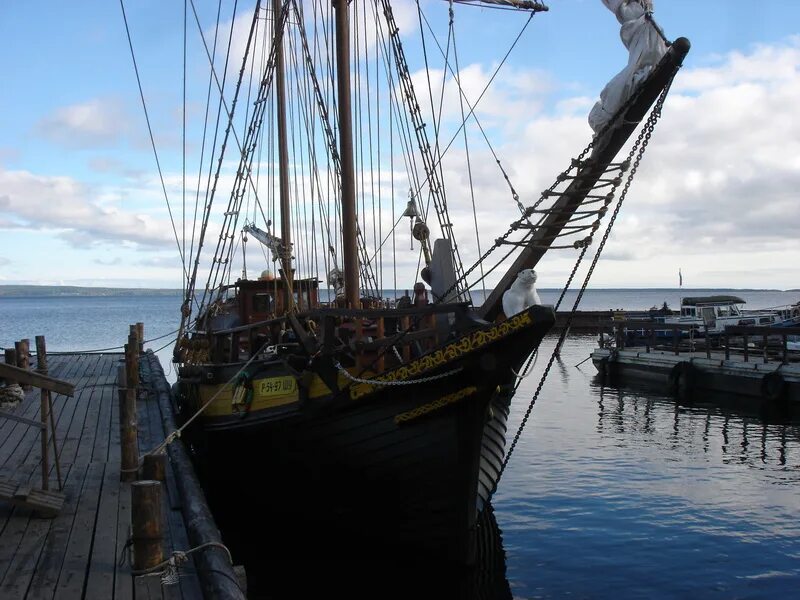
[492,62,682,494]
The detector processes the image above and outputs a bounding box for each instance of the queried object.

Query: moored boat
[120,0,691,565]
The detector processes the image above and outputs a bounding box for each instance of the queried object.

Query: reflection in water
[497,334,800,599]
[592,375,797,471]
[230,503,512,599]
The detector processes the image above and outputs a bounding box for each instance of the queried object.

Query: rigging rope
[118,0,189,282]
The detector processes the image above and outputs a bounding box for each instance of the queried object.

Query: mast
[334,0,360,309]
[274,0,293,305]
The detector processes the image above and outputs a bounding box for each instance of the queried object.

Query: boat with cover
[661,295,799,335]
[128,0,690,564]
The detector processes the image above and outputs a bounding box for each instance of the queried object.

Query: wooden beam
[0,362,74,396]
[0,409,47,429]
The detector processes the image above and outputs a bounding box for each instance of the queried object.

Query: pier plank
[54,461,105,598]
[0,352,205,599]
[0,464,75,600]
[83,446,120,599]
[23,461,87,600]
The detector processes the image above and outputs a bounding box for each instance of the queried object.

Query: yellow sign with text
[257,376,298,398]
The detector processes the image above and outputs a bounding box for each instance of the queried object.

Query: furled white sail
[589,0,666,133]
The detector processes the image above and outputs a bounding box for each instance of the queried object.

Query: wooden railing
[599,321,800,365]
[0,336,74,513]
[193,302,470,368]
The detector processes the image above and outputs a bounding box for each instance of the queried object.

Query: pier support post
[142,452,166,482]
[16,340,31,390]
[136,322,145,354]
[35,336,50,491]
[120,335,140,482]
[4,348,17,372]
[131,480,164,571]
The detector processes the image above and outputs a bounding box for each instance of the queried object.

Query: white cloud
[36,99,129,149]
[0,168,177,248]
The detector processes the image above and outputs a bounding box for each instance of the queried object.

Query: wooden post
[672,328,679,355]
[136,322,145,354]
[375,317,385,372]
[35,336,50,491]
[16,340,31,390]
[131,480,164,571]
[400,316,411,361]
[120,338,140,482]
[743,334,749,362]
[354,319,363,369]
[762,333,768,364]
[4,348,17,373]
[724,333,730,360]
[142,452,166,482]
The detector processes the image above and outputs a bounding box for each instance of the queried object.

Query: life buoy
[667,361,695,400]
[761,371,787,406]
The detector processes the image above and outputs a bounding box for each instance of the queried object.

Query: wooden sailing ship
[162,0,690,564]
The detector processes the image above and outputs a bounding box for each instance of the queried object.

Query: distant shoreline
[0,285,182,298]
[0,284,795,298]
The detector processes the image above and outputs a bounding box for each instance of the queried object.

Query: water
[500,334,800,599]
[2,291,799,597]
[0,294,182,379]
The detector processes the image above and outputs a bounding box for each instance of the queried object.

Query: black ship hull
[177,305,554,564]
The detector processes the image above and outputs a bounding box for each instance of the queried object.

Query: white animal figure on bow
[502,269,542,317]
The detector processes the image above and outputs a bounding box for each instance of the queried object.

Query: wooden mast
[274,0,293,307]
[335,0,360,309]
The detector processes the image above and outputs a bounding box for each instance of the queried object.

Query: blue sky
[1,0,799,290]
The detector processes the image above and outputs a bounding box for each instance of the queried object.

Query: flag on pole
[679,268,683,287]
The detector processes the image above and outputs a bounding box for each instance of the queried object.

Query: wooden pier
[590,323,800,406]
[0,335,243,599]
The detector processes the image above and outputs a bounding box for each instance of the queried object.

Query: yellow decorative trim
[394,386,478,424]
[350,311,533,400]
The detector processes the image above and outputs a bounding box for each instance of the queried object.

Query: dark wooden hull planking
[176,304,554,564]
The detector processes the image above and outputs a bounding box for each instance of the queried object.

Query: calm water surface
[2,291,799,598]
[500,334,800,599]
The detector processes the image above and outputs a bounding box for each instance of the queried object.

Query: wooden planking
[80,458,119,599]
[53,461,105,597]
[0,464,75,600]
[0,464,41,584]
[114,480,134,600]
[0,352,204,599]
[23,462,88,600]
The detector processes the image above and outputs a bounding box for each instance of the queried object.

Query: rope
[21,327,183,356]
[118,0,188,281]
[130,541,238,589]
[145,341,272,458]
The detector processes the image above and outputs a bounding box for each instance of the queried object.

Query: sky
[0,0,798,291]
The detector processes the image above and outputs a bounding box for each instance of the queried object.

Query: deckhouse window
[253,293,273,313]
